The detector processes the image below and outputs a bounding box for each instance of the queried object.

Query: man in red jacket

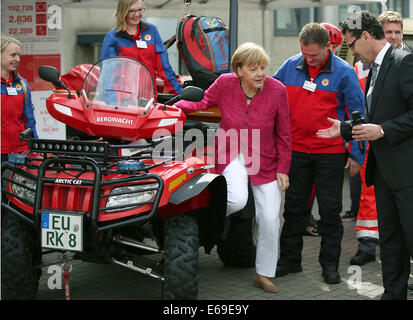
[273,23,365,284]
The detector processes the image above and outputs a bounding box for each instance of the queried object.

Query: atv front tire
[1,210,42,299]
[162,214,199,300]
[217,216,256,268]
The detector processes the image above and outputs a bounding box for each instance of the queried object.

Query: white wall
[62,5,116,72]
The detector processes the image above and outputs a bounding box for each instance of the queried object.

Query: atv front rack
[1,136,173,253]
[15,128,178,170]
[27,137,175,171]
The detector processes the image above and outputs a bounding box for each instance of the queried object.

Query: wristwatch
[380,127,384,136]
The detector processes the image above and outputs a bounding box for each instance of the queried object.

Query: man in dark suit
[316,11,413,300]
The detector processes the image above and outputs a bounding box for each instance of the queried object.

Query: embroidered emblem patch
[15,84,22,91]
[144,34,151,41]
[321,79,329,86]
[205,19,217,27]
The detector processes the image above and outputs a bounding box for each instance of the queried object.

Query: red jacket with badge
[1,73,38,154]
[100,21,182,96]
[273,51,365,164]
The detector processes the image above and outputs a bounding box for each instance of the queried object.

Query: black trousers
[374,167,413,300]
[349,172,361,212]
[279,152,346,268]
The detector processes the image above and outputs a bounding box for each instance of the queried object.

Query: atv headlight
[11,173,36,204]
[106,183,158,212]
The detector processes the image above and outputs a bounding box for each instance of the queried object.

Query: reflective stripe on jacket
[356,142,379,240]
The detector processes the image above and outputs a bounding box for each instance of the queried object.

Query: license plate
[41,212,83,252]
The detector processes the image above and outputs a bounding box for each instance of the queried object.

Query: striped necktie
[366,63,379,113]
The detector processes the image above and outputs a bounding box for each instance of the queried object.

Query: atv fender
[169,173,227,254]
[168,172,224,205]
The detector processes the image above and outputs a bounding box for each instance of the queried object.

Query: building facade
[62,0,412,75]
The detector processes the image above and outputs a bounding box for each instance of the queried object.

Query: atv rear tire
[162,214,199,300]
[217,216,256,268]
[1,211,42,299]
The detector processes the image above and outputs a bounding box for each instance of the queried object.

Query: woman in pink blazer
[177,42,292,293]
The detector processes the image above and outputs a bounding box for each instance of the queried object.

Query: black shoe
[342,210,357,222]
[350,251,375,266]
[322,265,341,284]
[276,263,302,277]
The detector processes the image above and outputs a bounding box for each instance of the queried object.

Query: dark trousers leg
[374,170,413,300]
[358,237,379,255]
[349,172,361,212]
[314,154,345,268]
[280,152,345,267]
[279,152,314,265]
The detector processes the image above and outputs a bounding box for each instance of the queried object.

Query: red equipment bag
[60,64,96,92]
[176,15,229,90]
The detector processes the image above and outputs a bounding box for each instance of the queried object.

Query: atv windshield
[80,57,155,109]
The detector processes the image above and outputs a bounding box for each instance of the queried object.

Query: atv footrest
[112,258,165,281]
[113,235,162,254]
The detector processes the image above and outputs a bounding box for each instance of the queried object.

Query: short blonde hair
[378,10,403,28]
[231,42,269,76]
[1,36,28,101]
[115,0,143,32]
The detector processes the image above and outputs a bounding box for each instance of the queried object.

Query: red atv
[1,57,255,300]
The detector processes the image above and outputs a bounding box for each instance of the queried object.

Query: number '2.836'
[9,16,33,23]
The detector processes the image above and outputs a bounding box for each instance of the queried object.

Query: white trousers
[222,154,281,277]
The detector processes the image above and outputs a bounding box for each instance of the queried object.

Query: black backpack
[176,15,230,90]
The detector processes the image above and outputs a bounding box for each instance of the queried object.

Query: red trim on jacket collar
[127,23,141,39]
[116,21,151,40]
[307,51,330,79]
[1,72,19,86]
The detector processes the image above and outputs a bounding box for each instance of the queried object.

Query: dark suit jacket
[364,46,413,190]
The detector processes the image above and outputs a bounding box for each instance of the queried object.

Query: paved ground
[36,172,413,301]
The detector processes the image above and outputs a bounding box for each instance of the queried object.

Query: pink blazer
[176,73,291,186]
